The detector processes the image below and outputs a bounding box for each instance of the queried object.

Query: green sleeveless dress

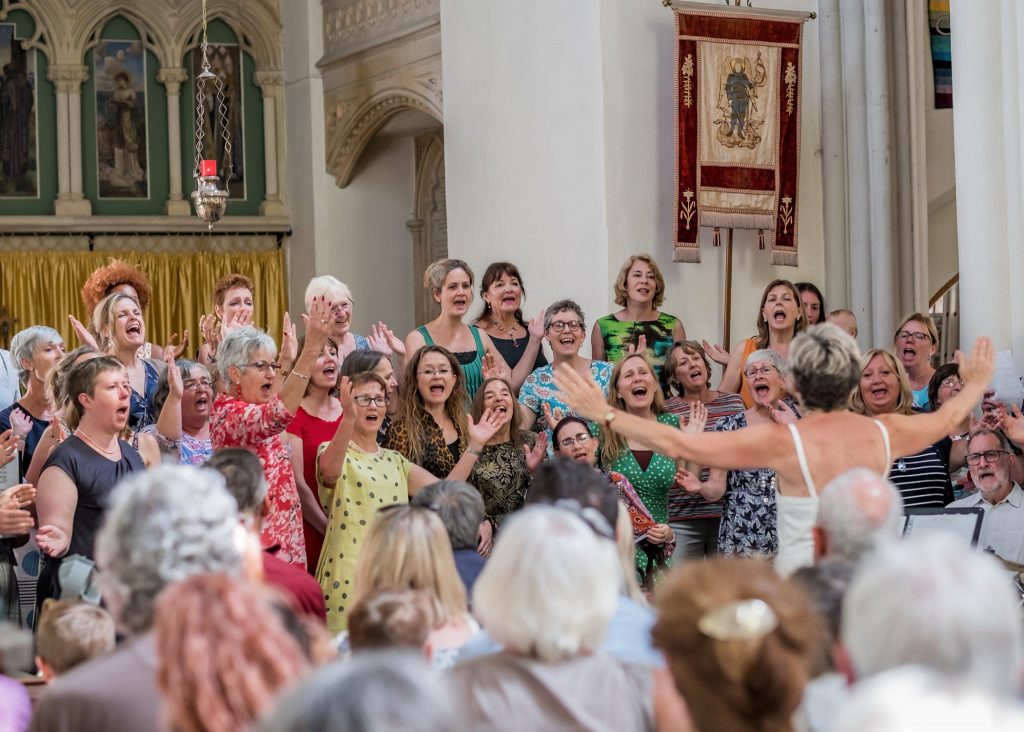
[417,324,486,400]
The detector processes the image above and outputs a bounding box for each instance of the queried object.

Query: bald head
[815,469,904,561]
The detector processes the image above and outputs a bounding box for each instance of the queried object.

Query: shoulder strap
[873,419,892,475]
[417,325,435,346]
[469,325,485,356]
[787,422,818,497]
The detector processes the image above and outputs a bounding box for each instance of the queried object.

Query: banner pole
[723,228,734,349]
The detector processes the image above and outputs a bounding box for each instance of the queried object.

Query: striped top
[664,392,746,522]
[888,443,954,508]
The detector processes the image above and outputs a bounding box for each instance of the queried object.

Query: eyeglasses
[745,365,777,378]
[548,320,583,334]
[966,449,1010,465]
[896,330,932,343]
[242,361,281,374]
[417,367,453,378]
[183,378,214,391]
[557,433,593,449]
[353,395,388,407]
[940,377,964,389]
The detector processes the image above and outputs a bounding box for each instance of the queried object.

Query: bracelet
[466,446,482,457]
[289,371,310,381]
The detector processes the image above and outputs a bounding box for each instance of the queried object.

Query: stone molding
[322,0,439,61]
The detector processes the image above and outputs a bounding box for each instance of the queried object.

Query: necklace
[77,428,119,457]
[490,318,522,347]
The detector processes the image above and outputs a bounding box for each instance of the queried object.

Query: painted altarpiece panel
[95,39,149,198]
[0,23,37,197]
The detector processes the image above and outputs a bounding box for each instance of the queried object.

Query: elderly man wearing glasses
[948,429,1024,564]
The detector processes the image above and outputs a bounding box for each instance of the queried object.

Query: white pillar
[254,70,286,216]
[48,65,91,216]
[157,67,191,216]
[950,0,1023,371]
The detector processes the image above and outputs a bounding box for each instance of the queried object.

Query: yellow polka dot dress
[315,442,410,635]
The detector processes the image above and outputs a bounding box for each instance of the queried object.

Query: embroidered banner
[673,5,808,266]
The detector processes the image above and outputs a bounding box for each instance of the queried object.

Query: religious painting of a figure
[0,24,37,197]
[714,52,768,150]
[191,44,245,199]
[96,40,148,197]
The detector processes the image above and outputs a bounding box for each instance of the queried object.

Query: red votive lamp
[200,159,217,177]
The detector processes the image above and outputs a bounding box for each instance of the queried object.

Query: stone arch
[326,89,442,189]
[170,1,282,73]
[0,0,52,58]
[65,4,173,68]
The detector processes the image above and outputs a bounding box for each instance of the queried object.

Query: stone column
[254,70,286,216]
[47,64,91,216]
[950,0,1024,372]
[156,67,191,216]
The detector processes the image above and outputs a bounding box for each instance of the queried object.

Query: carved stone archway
[408,130,446,323]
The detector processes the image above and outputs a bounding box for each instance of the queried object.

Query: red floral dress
[211,393,306,566]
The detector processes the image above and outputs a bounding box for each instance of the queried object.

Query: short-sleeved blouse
[715,412,779,558]
[470,432,536,526]
[518,361,614,423]
[383,415,462,478]
[595,312,680,382]
[316,442,411,635]
[210,393,306,566]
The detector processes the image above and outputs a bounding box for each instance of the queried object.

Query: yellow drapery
[0,249,286,352]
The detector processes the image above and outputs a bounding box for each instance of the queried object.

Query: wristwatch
[604,410,617,429]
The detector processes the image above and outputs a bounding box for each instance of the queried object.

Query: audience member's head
[833,667,1024,732]
[256,651,463,732]
[652,558,821,732]
[814,468,903,561]
[347,589,431,654]
[95,465,243,634]
[410,480,484,552]
[788,323,862,412]
[204,447,269,521]
[826,308,858,338]
[155,573,310,732]
[473,506,621,663]
[35,600,116,681]
[791,557,857,676]
[965,429,1017,505]
[841,533,1024,694]
[524,457,620,532]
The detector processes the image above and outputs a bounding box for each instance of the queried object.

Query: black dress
[489,334,548,376]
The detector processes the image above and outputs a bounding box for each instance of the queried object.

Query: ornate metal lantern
[191,0,233,229]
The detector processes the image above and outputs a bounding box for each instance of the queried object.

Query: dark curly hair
[81,259,153,314]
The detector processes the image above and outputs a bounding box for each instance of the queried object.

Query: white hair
[95,465,243,634]
[472,505,621,662]
[817,468,904,561]
[216,325,277,384]
[832,667,1024,732]
[304,275,353,310]
[841,533,1024,694]
[745,348,790,378]
[11,325,63,380]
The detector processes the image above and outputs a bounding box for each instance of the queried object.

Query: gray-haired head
[841,533,1024,694]
[787,322,862,412]
[745,348,790,378]
[203,448,269,518]
[11,326,64,381]
[410,480,484,551]
[816,468,903,562]
[216,325,276,385]
[543,299,586,332]
[95,465,243,635]
[255,651,463,732]
[152,359,209,416]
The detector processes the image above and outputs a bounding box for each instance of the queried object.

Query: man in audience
[35,600,116,682]
[410,480,486,597]
[814,468,904,562]
[30,465,244,732]
[205,448,327,622]
[948,428,1024,564]
[840,533,1023,696]
[458,458,664,669]
[826,309,858,338]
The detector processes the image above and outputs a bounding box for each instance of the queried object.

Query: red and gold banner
[673,5,808,266]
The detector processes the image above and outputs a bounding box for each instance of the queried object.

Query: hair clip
[698,598,778,641]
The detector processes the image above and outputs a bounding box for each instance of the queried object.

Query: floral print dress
[210,393,306,566]
[715,411,778,558]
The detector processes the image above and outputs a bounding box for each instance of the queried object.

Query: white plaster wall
[441,0,825,359]
[283,0,417,336]
[440,0,611,354]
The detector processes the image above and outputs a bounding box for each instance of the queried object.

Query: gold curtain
[0,249,286,352]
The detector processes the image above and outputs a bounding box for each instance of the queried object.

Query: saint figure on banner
[715,53,768,150]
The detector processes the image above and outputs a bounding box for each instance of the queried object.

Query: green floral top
[595,312,680,383]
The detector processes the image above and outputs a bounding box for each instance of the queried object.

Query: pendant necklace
[491,318,521,348]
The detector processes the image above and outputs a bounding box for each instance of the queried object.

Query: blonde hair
[423,258,474,296]
[304,275,353,310]
[36,599,116,675]
[353,506,468,627]
[91,292,143,354]
[600,353,665,467]
[848,348,915,416]
[893,312,939,347]
[613,253,666,308]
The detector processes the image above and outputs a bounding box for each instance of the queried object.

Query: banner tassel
[758,229,765,250]
[713,227,721,247]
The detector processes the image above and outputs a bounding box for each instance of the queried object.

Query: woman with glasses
[338,349,399,443]
[518,300,613,434]
[142,357,214,466]
[927,363,975,498]
[316,373,500,633]
[676,350,800,564]
[404,259,509,401]
[662,340,744,560]
[893,313,939,410]
[850,348,954,508]
[209,300,333,567]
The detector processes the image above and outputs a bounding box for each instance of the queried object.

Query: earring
[233,382,242,398]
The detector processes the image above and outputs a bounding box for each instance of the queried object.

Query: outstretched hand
[36,524,70,558]
[280,312,298,366]
[164,345,183,399]
[527,310,546,340]
[701,340,730,366]
[301,296,334,347]
[523,432,548,473]
[682,401,707,434]
[541,402,566,431]
[553,363,608,423]
[674,468,703,495]
[69,315,98,350]
[626,335,649,357]
[958,337,995,390]
[0,429,17,467]
[467,408,503,449]
[337,376,354,413]
[769,399,799,425]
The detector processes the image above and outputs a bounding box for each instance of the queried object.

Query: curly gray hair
[10,325,64,381]
[216,325,277,385]
[95,465,242,635]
